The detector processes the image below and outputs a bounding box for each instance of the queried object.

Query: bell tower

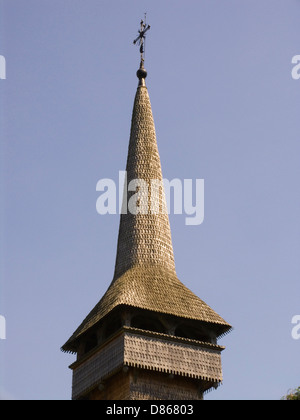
[62,20,231,400]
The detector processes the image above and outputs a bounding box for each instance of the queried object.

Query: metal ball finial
[137,60,147,82]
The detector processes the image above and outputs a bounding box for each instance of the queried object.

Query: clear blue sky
[0,0,299,400]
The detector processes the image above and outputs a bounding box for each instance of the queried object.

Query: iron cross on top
[133,17,151,61]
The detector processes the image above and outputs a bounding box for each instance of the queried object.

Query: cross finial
[133,14,150,64]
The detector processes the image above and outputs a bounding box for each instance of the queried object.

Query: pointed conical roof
[62,65,231,353]
[114,64,176,280]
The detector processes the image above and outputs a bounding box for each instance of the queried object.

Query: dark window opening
[84,333,98,354]
[175,325,210,342]
[131,315,165,334]
[104,317,122,340]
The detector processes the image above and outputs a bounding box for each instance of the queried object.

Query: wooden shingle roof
[62,67,231,353]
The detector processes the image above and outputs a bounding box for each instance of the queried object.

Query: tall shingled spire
[113,61,176,279]
[62,20,231,400]
[114,18,176,278]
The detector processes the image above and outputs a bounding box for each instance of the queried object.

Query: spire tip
[133,15,150,84]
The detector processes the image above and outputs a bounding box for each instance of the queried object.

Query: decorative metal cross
[133,15,150,62]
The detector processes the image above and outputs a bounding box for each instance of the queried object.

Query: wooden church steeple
[62,20,231,400]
